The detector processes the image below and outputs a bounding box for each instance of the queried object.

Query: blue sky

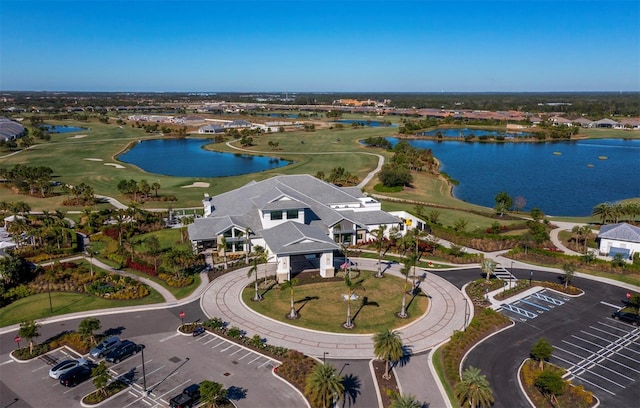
[1,0,639,92]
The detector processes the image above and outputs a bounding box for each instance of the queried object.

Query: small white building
[597,223,640,259]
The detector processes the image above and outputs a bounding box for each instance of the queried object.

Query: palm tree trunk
[289,289,296,318]
[346,298,352,327]
[383,358,390,380]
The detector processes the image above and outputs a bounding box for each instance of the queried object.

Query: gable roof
[260,221,340,255]
[598,223,640,243]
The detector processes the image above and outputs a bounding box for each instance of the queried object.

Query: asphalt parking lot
[2,330,307,408]
[550,311,640,401]
[497,288,572,322]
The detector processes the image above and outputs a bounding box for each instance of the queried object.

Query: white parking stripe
[204,337,217,345]
[248,356,261,364]
[159,333,180,343]
[220,345,235,352]
[229,348,243,356]
[211,341,225,349]
[601,301,622,309]
[569,374,617,395]
[238,352,253,360]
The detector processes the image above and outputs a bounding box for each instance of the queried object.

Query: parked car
[59,365,92,387]
[90,336,121,358]
[49,358,88,379]
[169,383,201,408]
[192,326,205,337]
[612,310,640,325]
[104,340,141,363]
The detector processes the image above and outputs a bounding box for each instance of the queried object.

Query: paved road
[432,267,639,408]
[200,257,469,360]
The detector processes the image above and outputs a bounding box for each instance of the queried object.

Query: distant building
[198,124,225,134]
[0,117,25,141]
[597,223,640,259]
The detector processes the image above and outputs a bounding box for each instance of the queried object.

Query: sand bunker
[84,158,103,162]
[181,182,210,188]
[69,134,87,139]
[104,163,125,169]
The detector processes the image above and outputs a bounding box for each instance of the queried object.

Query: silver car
[48,358,89,379]
[89,336,121,358]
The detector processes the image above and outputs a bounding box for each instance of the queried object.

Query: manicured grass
[242,270,428,334]
[0,289,164,327]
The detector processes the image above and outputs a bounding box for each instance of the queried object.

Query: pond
[420,128,532,138]
[41,124,88,133]
[117,138,292,178]
[387,137,640,216]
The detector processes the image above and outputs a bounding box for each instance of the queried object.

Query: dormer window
[286,209,299,219]
[271,210,283,220]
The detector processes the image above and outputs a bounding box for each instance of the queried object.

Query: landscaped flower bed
[82,380,128,405]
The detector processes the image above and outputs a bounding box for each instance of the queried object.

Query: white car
[48,358,89,379]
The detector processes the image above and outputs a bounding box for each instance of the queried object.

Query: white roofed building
[188,175,414,282]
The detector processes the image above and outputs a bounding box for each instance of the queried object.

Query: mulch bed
[372,359,400,408]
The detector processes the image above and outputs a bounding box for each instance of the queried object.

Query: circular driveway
[201,258,469,359]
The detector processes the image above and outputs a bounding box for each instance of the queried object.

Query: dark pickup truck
[169,383,201,408]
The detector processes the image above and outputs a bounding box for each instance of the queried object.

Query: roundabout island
[200,257,469,359]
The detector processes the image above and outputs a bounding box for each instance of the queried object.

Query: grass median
[242,270,428,334]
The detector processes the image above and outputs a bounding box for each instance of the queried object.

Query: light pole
[529,270,533,286]
[323,352,329,365]
[140,344,147,394]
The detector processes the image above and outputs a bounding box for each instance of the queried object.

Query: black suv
[59,365,92,387]
[612,310,640,326]
[105,340,141,363]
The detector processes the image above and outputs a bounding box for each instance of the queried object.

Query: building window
[286,209,298,219]
[223,230,233,238]
[271,210,283,220]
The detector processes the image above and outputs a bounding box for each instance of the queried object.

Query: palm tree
[373,329,404,380]
[304,363,345,408]
[398,253,417,318]
[454,366,494,408]
[18,320,41,355]
[247,258,262,301]
[343,275,365,329]
[390,394,422,408]
[244,227,252,264]
[592,202,614,225]
[481,259,496,283]
[280,278,299,319]
[372,225,387,278]
[217,236,228,269]
[562,263,575,289]
[78,317,101,345]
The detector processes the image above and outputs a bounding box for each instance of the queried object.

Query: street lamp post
[323,352,329,365]
[141,344,147,394]
[529,270,533,286]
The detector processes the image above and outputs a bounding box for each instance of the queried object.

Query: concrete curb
[369,359,384,408]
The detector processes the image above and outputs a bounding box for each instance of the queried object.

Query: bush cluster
[520,359,593,408]
[125,257,156,276]
[439,307,510,391]
[82,380,128,405]
[274,350,317,398]
[197,318,290,358]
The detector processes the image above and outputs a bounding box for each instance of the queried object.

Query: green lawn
[0,289,164,327]
[243,270,428,334]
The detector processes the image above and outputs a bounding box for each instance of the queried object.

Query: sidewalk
[199,257,469,359]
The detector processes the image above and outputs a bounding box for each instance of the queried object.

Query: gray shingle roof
[261,198,308,211]
[598,223,640,243]
[260,221,339,255]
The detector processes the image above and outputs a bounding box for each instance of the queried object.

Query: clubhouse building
[188,175,418,282]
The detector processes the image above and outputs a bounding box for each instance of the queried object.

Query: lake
[118,138,292,177]
[387,138,640,216]
[42,124,88,133]
[420,128,532,138]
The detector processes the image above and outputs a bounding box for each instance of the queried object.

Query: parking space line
[159,333,180,343]
[229,348,243,356]
[211,341,225,349]
[601,301,622,309]
[557,342,636,380]
[248,356,262,364]
[155,378,192,399]
[31,365,48,372]
[258,360,275,368]
[574,365,628,388]
[568,373,617,396]
[238,352,253,361]
[220,345,235,352]
[138,364,166,379]
[0,360,13,366]
[204,337,217,345]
